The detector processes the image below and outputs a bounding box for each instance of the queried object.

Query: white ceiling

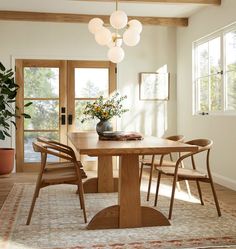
[0,0,206,18]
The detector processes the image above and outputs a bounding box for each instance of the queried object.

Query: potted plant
[0,62,31,175]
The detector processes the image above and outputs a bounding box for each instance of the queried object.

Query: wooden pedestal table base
[83,156,118,193]
[87,154,170,229]
[83,178,118,193]
[87,205,170,229]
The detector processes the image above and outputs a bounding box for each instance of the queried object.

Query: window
[193,23,236,115]
[74,67,110,131]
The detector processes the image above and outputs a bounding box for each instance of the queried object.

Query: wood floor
[0,171,236,211]
[0,173,37,208]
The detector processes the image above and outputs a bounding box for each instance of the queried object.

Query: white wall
[0,21,177,147]
[119,26,177,137]
[177,0,236,190]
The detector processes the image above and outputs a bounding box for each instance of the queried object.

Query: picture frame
[139,72,170,101]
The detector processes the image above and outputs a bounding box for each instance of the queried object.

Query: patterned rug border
[1,183,236,249]
[41,237,236,249]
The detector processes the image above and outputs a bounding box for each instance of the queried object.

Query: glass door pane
[75,68,109,131]
[225,30,236,111]
[24,67,60,163]
[16,60,66,172]
[75,68,109,98]
[67,61,116,133]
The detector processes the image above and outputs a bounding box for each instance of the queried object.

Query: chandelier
[88,0,142,63]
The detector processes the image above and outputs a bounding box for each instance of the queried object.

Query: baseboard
[212,172,236,191]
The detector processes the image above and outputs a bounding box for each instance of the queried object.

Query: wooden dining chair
[139,135,185,201]
[154,139,221,220]
[26,141,87,225]
[37,137,87,180]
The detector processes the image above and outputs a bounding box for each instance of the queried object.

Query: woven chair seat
[157,166,207,178]
[42,169,78,184]
[45,162,87,179]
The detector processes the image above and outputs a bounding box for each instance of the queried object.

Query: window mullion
[221,32,226,111]
[208,42,211,112]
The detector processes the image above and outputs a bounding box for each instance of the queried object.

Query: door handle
[61,107,66,125]
[61,114,66,125]
[68,114,73,125]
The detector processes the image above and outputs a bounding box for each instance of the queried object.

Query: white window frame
[193,22,236,116]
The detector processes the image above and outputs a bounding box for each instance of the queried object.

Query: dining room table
[68,131,198,230]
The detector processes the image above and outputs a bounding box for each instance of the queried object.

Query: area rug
[0,183,236,249]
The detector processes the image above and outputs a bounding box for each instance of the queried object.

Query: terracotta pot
[0,148,14,175]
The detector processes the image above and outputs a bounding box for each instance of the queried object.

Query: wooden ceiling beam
[73,0,221,4]
[0,11,188,26]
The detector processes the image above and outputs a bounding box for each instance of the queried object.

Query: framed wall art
[139,72,170,101]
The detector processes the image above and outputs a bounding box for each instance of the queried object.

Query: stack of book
[99,131,143,141]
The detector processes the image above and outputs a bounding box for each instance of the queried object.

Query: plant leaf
[11,121,17,128]
[7,99,16,103]
[0,130,5,140]
[22,113,31,119]
[0,62,5,72]
[3,130,11,137]
[24,102,33,107]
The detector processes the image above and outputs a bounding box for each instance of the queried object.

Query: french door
[15,59,116,172]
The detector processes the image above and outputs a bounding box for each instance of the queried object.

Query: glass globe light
[107,33,123,48]
[95,27,112,46]
[110,10,128,29]
[88,18,104,34]
[128,19,142,34]
[107,46,125,63]
[123,29,140,46]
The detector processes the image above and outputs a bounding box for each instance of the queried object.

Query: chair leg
[196,180,204,205]
[139,162,144,186]
[77,181,87,223]
[154,172,161,206]
[147,163,154,201]
[77,185,83,209]
[209,178,221,217]
[26,185,40,225]
[168,177,178,220]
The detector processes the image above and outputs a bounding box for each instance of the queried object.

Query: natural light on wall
[120,64,169,137]
[156,64,168,74]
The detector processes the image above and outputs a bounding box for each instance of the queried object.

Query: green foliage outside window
[24,67,59,132]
